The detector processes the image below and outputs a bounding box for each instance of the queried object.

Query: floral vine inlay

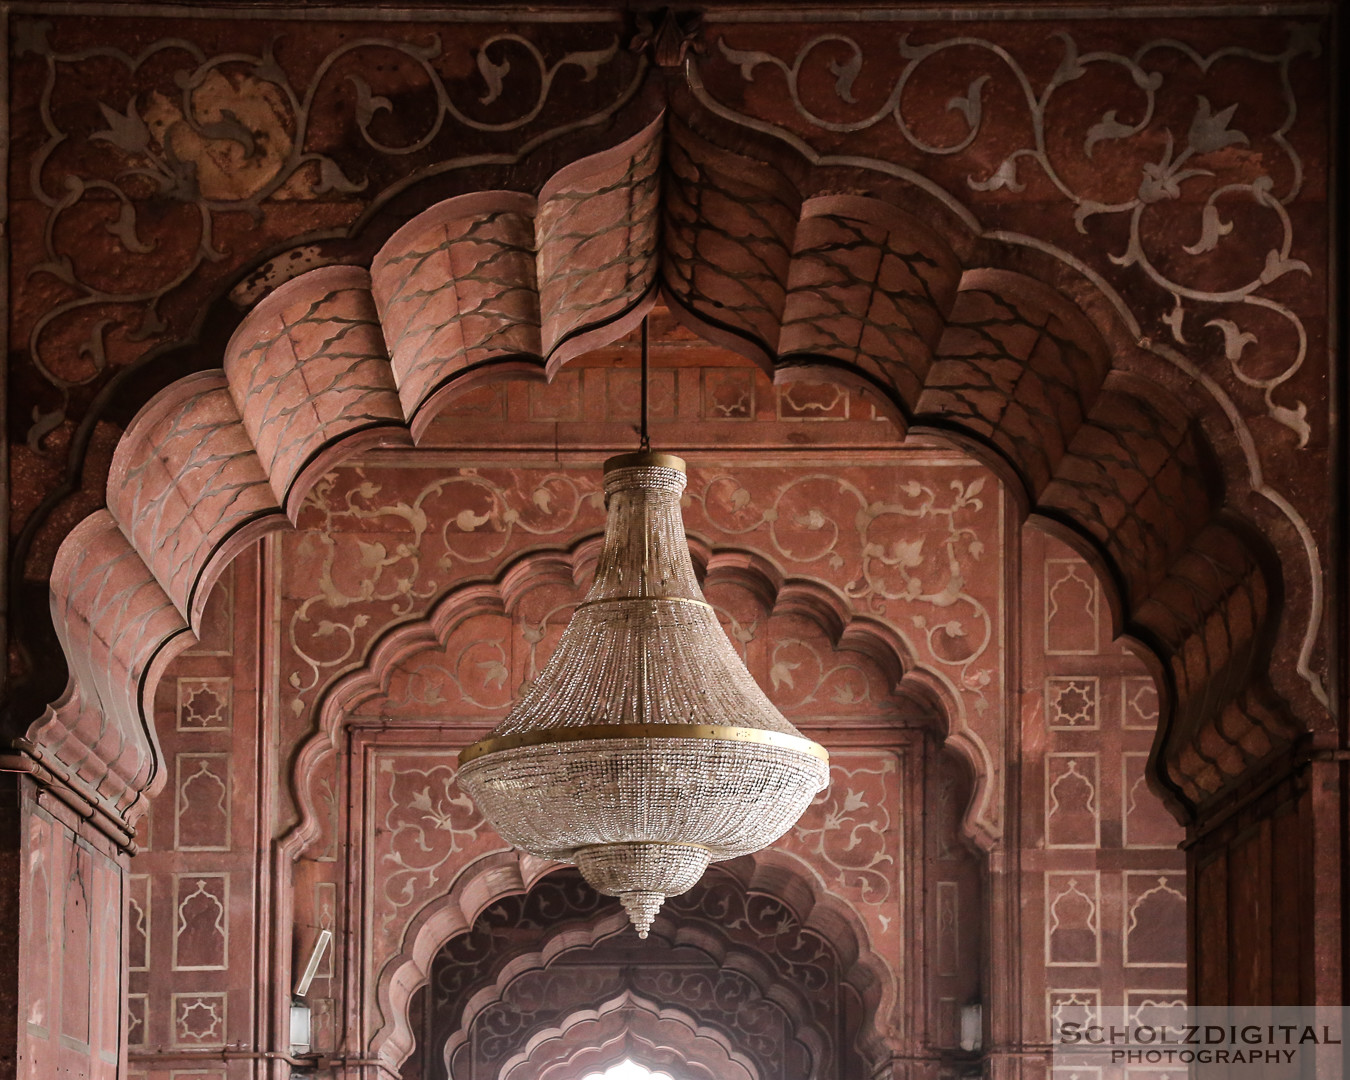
[688,470,996,706]
[376,756,490,938]
[790,755,898,906]
[15,19,640,446]
[704,24,1321,445]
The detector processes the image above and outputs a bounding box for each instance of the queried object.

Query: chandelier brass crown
[457,451,830,936]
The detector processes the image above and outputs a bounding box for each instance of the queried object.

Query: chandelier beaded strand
[456,326,830,937]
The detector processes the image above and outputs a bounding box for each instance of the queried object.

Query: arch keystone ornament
[456,451,830,935]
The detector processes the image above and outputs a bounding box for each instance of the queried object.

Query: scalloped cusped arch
[299,545,921,1066]
[291,542,976,856]
[435,896,834,1080]
[500,999,759,1080]
[34,109,1297,843]
[391,858,886,1078]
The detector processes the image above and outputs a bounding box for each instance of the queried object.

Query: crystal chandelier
[457,326,829,937]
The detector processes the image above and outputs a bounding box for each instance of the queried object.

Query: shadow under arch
[438,895,827,1077]
[378,851,895,1077]
[499,990,759,1080]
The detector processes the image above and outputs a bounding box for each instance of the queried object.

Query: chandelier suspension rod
[640,316,651,451]
[639,315,651,720]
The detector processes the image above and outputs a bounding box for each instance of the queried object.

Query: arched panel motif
[413,867,856,1080]
[295,546,958,1066]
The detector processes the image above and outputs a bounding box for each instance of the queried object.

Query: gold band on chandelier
[457,723,830,766]
[572,595,713,613]
[604,450,686,474]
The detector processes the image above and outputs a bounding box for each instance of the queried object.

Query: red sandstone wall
[9,782,125,1080]
[1,11,1339,1072]
[126,552,262,1080]
[1018,531,1186,1054]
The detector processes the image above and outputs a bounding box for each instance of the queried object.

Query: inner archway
[94,308,1184,1078]
[579,1062,676,1080]
[289,444,988,1071]
[405,866,854,1080]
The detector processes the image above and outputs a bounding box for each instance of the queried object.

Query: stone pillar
[0,774,21,1080]
[1188,755,1346,1005]
[984,845,1035,1080]
[0,770,127,1079]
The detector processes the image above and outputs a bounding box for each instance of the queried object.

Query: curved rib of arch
[35,111,1298,837]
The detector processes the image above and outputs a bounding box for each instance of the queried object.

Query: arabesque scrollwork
[284,468,601,711]
[706,24,1320,444]
[15,19,640,446]
[790,756,898,906]
[376,757,489,937]
[688,471,996,706]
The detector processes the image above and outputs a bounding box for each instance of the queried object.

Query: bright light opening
[579,1061,674,1080]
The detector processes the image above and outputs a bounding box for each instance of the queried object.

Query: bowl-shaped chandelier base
[457,729,828,932]
[574,842,711,937]
[458,731,829,857]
